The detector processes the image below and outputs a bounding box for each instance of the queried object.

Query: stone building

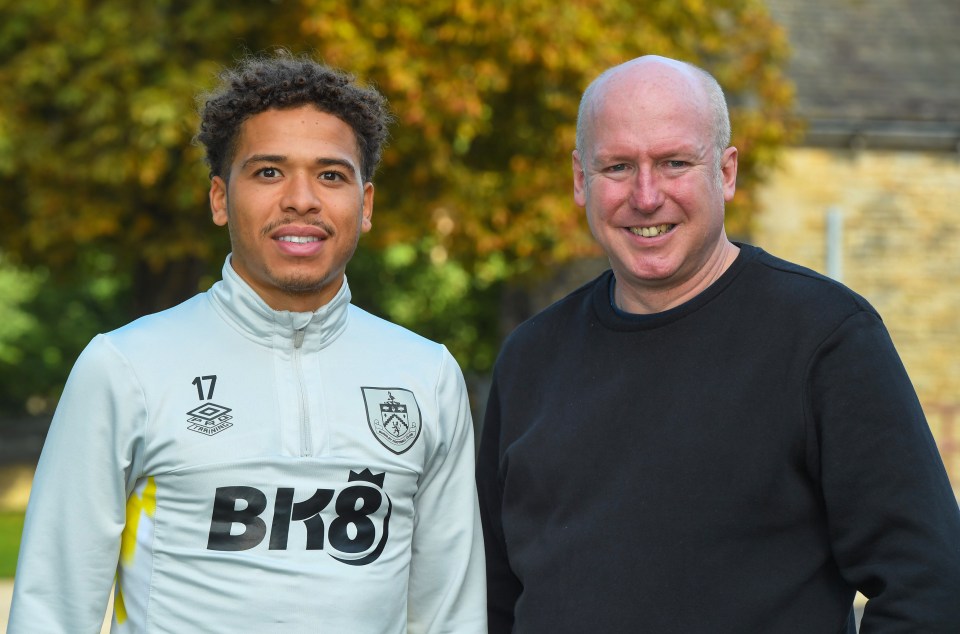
[759,0,960,489]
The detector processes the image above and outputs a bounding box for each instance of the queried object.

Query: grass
[0,511,25,578]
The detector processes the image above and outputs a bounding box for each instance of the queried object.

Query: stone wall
[754,147,960,490]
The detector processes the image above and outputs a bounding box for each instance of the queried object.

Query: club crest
[361,387,422,454]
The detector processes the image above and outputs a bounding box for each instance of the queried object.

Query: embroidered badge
[186,402,234,436]
[361,387,422,454]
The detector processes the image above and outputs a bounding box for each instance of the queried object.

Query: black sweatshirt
[477,244,960,633]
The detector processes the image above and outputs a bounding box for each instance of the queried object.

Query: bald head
[576,56,731,167]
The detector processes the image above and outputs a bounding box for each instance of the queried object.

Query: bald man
[476,56,960,633]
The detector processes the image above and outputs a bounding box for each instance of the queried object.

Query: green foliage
[0,0,798,410]
[0,510,25,578]
[350,242,504,374]
[0,257,41,366]
[0,251,130,414]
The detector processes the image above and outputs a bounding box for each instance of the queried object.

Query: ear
[210,176,229,226]
[360,181,374,233]
[572,150,587,208]
[720,146,738,202]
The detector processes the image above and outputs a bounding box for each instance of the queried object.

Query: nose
[630,167,665,213]
[280,172,321,215]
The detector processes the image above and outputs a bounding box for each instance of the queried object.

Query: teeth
[630,224,674,237]
[278,236,320,243]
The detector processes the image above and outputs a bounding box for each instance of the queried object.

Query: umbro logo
[187,374,234,436]
[186,402,234,436]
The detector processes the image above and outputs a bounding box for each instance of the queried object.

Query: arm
[9,335,144,633]
[406,348,486,634]
[810,311,960,632]
[475,370,523,633]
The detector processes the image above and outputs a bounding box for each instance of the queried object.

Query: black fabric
[477,243,960,633]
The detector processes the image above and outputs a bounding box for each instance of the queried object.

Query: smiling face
[573,58,739,314]
[210,105,373,312]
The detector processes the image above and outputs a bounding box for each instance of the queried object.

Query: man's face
[573,62,738,312]
[210,105,373,312]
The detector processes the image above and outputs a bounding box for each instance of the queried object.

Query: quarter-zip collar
[207,254,351,350]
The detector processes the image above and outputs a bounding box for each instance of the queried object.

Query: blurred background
[0,0,957,619]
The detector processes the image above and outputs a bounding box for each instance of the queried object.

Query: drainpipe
[826,207,844,282]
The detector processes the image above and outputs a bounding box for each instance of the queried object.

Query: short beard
[272,271,335,296]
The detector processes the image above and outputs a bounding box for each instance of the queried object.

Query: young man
[10,53,486,633]
[477,55,960,632]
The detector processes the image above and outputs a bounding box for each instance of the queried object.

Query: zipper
[293,327,311,457]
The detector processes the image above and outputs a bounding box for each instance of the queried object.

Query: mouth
[629,223,675,238]
[269,224,330,256]
[276,235,322,244]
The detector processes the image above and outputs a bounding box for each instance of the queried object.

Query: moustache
[260,218,335,238]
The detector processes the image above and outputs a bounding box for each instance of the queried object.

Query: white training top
[9,257,486,633]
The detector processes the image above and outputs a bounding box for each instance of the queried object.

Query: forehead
[234,106,360,161]
[584,64,712,152]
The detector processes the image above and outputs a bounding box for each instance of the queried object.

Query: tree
[0,252,129,414]
[0,0,307,313]
[0,0,797,412]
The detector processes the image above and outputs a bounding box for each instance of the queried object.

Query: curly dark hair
[195,51,392,182]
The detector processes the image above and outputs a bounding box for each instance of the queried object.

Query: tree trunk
[131,256,210,318]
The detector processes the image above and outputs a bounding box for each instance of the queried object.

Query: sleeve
[405,347,487,634]
[809,310,960,632]
[8,335,146,634]
[475,367,523,633]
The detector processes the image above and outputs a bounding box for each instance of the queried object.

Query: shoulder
[739,244,879,322]
[105,293,210,344]
[347,304,451,363]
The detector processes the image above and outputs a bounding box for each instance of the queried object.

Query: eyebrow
[590,144,706,166]
[241,154,359,172]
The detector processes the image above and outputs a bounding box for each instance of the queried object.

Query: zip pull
[293,328,306,349]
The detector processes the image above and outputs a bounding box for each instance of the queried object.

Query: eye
[666,160,689,169]
[319,170,347,182]
[255,167,281,179]
[605,163,628,173]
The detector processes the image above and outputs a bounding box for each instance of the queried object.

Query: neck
[614,240,739,314]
